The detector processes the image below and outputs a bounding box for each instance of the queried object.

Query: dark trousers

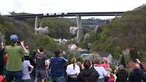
[67,76,78,82]
[6,70,22,82]
[0,64,4,75]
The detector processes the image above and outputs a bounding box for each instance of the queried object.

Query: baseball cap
[10,34,18,42]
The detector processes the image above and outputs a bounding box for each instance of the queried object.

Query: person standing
[116,65,128,82]
[22,56,34,82]
[129,63,143,82]
[34,47,48,82]
[50,50,68,82]
[66,57,80,82]
[60,50,68,82]
[5,34,28,82]
[0,42,5,75]
[93,57,108,82]
[30,50,37,82]
[77,60,99,82]
[23,45,30,59]
[101,57,109,69]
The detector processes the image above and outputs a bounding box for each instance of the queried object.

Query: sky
[0,0,146,19]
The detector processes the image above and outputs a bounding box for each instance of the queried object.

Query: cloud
[0,0,146,15]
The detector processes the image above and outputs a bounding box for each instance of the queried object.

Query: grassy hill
[0,15,63,55]
[89,5,146,61]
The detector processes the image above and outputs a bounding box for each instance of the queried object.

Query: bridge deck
[8,11,125,18]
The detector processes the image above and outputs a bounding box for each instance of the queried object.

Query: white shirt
[94,66,107,79]
[22,60,31,80]
[66,64,80,75]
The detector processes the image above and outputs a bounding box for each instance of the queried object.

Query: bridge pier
[34,16,38,34]
[76,15,82,42]
[34,16,44,34]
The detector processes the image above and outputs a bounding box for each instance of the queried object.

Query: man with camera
[50,50,68,82]
[5,34,28,82]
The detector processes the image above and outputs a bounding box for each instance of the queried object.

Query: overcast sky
[0,0,146,18]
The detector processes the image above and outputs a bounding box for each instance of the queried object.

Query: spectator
[29,50,37,82]
[101,57,109,69]
[23,45,30,59]
[66,57,80,82]
[105,68,112,82]
[34,47,48,82]
[77,61,84,71]
[50,50,68,82]
[22,56,34,82]
[60,50,68,82]
[143,72,146,82]
[0,42,5,75]
[77,60,99,82]
[129,63,143,82]
[93,57,108,82]
[116,65,128,82]
[134,59,144,73]
[101,57,110,82]
[113,68,118,82]
[5,34,28,82]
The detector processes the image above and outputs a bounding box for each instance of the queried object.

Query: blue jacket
[50,56,68,77]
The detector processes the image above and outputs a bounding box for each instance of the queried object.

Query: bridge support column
[76,15,82,42]
[34,16,38,34]
[39,17,43,27]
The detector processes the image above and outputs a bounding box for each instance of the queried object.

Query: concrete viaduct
[8,11,125,41]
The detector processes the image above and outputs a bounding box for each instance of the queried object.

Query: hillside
[0,12,107,55]
[0,15,61,55]
[89,5,146,60]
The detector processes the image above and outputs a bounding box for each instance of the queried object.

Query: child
[22,56,34,82]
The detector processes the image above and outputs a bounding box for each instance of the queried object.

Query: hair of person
[60,50,63,53]
[24,56,30,60]
[29,49,37,59]
[10,41,17,46]
[71,57,76,70]
[54,50,60,56]
[119,65,124,70]
[39,47,44,52]
[103,57,108,64]
[94,57,100,64]
[84,60,91,69]
[77,61,82,70]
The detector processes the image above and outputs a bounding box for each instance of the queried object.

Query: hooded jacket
[77,68,99,82]
[116,69,128,82]
[50,56,68,77]
[129,68,143,82]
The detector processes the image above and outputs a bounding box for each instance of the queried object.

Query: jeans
[6,70,22,82]
[30,68,36,82]
[51,76,64,82]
